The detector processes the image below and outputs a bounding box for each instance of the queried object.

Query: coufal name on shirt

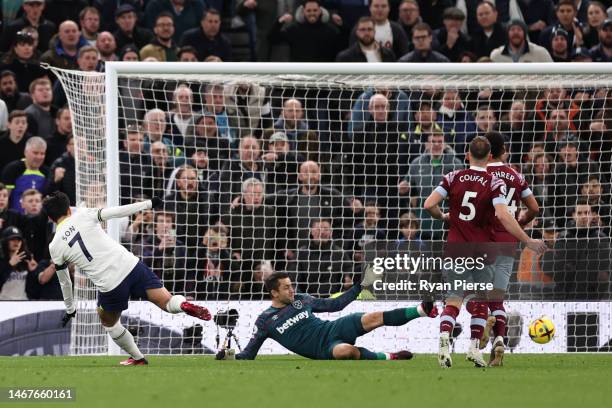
[459,174,487,185]
[61,225,77,241]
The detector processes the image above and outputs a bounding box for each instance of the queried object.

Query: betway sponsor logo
[275,311,310,334]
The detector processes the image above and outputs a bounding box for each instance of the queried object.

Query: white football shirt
[375,21,393,50]
[49,208,139,292]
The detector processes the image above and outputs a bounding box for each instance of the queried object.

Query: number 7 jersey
[49,208,139,292]
[435,165,507,243]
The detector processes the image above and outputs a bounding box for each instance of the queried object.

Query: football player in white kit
[43,192,212,366]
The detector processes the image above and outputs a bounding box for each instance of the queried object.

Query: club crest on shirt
[292,300,303,309]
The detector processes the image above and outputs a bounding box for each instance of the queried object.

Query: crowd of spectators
[1,0,612,302]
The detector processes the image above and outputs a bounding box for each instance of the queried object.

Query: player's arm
[495,202,546,254]
[309,284,361,313]
[55,263,77,326]
[423,187,449,222]
[518,193,539,226]
[97,197,163,222]
[225,320,268,360]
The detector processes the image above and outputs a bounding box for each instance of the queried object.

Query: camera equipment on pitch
[214,309,241,351]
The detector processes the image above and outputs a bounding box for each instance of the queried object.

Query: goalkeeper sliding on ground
[216,268,438,361]
[43,192,212,366]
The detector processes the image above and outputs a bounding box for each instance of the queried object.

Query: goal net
[52,63,612,355]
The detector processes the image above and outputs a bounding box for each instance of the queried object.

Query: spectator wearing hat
[539,0,584,53]
[0,71,32,113]
[118,44,140,61]
[180,9,232,62]
[0,0,57,54]
[269,0,342,62]
[469,1,506,58]
[0,226,39,300]
[550,27,573,62]
[490,19,553,62]
[113,4,154,51]
[590,19,612,62]
[140,12,179,62]
[433,7,470,62]
[262,132,302,195]
[0,30,47,93]
[145,0,205,42]
[398,22,449,62]
[40,20,88,70]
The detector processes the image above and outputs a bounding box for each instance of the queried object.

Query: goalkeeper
[216,268,438,360]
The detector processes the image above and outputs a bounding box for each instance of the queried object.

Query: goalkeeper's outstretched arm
[309,283,361,313]
[233,318,269,360]
[97,197,162,222]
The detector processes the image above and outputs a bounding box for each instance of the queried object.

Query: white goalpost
[52,62,612,355]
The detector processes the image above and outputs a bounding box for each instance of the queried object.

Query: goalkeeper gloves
[215,348,236,360]
[151,196,163,209]
[61,310,76,327]
[360,263,382,288]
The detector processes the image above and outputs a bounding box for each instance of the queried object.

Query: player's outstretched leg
[97,308,148,366]
[331,344,413,360]
[146,287,212,320]
[360,301,438,332]
[465,300,488,367]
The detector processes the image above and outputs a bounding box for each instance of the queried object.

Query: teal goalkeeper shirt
[236,285,362,360]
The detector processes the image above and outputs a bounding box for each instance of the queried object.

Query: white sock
[166,295,186,313]
[469,338,479,350]
[416,304,426,317]
[105,321,144,360]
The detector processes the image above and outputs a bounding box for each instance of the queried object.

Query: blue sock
[383,307,420,326]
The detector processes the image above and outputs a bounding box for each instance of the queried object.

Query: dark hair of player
[43,191,71,223]
[469,136,491,161]
[484,131,506,159]
[264,272,290,293]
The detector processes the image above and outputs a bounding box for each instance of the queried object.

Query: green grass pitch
[1,354,610,408]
